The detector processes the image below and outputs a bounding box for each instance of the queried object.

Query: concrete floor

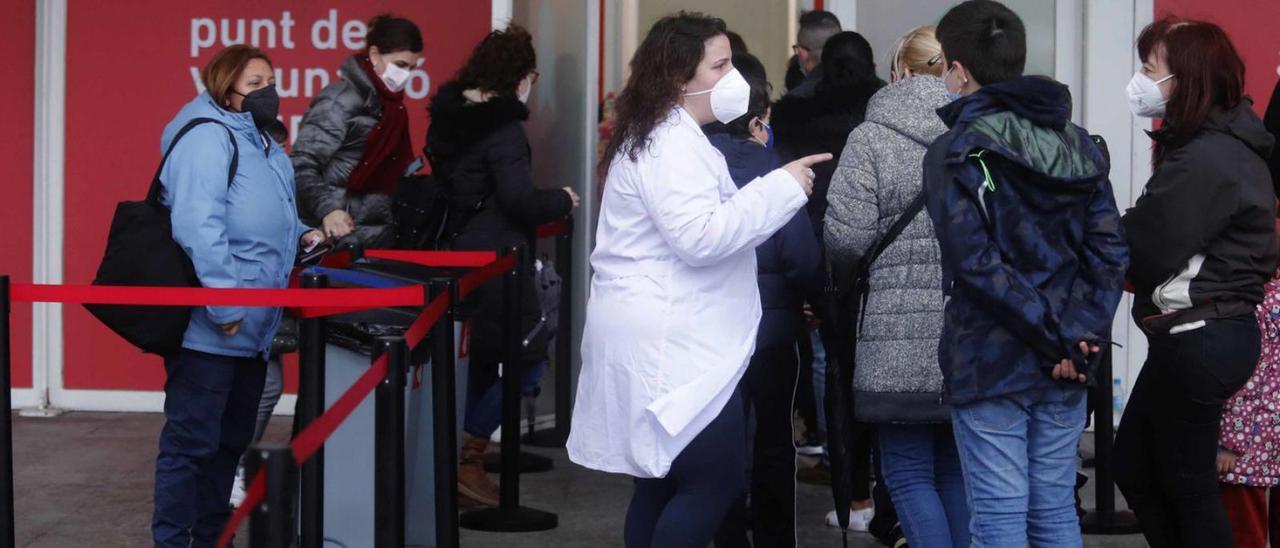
[10,412,1149,547]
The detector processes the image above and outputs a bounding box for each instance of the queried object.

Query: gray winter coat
[824,75,950,423]
[293,56,393,247]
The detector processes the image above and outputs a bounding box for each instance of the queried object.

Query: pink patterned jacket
[1220,269,1280,487]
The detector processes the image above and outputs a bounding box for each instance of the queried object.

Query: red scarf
[345,56,413,195]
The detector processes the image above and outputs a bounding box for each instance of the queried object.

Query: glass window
[856,0,1056,80]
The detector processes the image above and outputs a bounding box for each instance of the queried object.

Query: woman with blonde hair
[824,25,969,547]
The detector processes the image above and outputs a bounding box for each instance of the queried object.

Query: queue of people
[147,14,576,547]
[144,2,1280,547]
[568,2,1280,548]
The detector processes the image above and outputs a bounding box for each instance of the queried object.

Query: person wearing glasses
[785,10,842,100]
[426,24,578,507]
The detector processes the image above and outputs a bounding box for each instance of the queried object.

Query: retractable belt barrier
[0,249,517,548]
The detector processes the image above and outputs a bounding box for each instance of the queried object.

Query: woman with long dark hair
[566,12,830,548]
[426,24,578,507]
[1115,18,1278,547]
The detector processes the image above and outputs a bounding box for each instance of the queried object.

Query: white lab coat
[566,107,808,478]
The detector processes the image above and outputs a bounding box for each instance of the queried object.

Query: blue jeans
[810,331,827,434]
[154,349,267,548]
[880,423,970,548]
[464,358,548,437]
[951,386,1086,548]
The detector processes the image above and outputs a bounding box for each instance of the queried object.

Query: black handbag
[84,118,240,355]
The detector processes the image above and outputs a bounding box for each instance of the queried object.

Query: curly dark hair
[603,12,726,170]
[454,24,536,96]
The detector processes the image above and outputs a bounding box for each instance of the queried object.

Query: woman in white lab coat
[566,12,831,548]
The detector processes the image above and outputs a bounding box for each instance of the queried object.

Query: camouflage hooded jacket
[922,76,1129,405]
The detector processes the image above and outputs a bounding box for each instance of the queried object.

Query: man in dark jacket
[785,10,842,100]
[706,53,821,548]
[923,2,1128,545]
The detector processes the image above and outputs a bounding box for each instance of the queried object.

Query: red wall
[0,3,35,389]
[1155,0,1280,115]
[62,1,489,391]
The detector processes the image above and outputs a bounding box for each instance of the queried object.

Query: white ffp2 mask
[381,63,412,93]
[684,68,751,124]
[1127,72,1173,118]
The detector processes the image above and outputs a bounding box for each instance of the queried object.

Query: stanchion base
[484,451,554,474]
[460,505,559,532]
[1081,510,1141,535]
[521,428,567,448]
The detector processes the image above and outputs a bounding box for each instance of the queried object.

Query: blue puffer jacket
[706,129,822,349]
[922,77,1128,405]
[159,92,310,359]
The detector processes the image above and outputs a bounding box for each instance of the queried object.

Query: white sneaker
[825,506,875,532]
[229,468,247,508]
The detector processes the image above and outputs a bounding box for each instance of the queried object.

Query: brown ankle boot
[458,434,500,506]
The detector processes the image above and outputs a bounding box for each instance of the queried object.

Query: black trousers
[715,343,801,548]
[626,390,746,548]
[1114,315,1260,548]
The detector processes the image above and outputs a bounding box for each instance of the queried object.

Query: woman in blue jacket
[152,45,321,547]
[705,52,822,548]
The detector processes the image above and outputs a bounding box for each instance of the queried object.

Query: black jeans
[715,343,800,548]
[626,390,746,548]
[1114,315,1260,548]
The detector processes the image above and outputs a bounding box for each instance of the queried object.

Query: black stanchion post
[297,273,328,548]
[0,276,13,548]
[460,246,558,532]
[374,336,407,548]
[554,218,573,443]
[499,245,522,508]
[429,279,460,548]
[247,444,297,548]
[1082,348,1140,534]
[524,219,574,449]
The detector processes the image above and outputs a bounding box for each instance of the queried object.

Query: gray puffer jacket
[293,55,393,247]
[824,75,950,424]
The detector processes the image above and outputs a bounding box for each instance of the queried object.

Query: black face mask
[233,85,280,130]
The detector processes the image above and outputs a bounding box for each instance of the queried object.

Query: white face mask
[518,81,532,104]
[1126,72,1173,118]
[684,68,751,124]
[381,63,411,93]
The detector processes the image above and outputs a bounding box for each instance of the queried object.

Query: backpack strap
[145,117,241,204]
[864,190,927,268]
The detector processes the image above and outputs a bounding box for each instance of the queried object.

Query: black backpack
[390,155,491,251]
[390,171,452,250]
[84,118,240,355]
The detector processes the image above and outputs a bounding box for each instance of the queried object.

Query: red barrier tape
[291,354,390,463]
[536,220,570,239]
[10,283,424,311]
[215,472,265,548]
[364,249,497,268]
[459,254,517,298]
[404,294,450,350]
[215,258,512,547]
